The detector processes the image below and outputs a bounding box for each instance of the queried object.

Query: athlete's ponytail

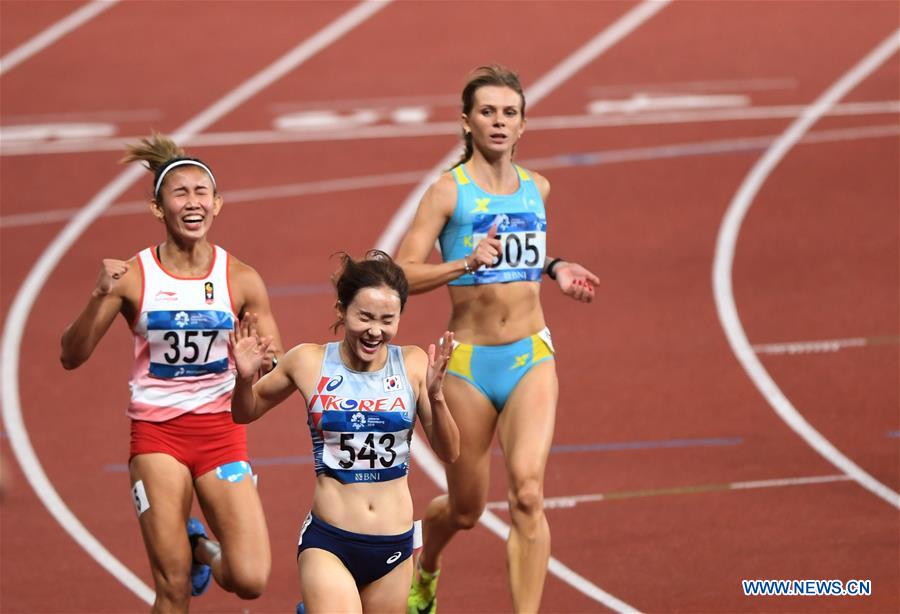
[122,132,217,199]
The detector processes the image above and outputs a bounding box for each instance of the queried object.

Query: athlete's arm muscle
[406,341,459,464]
[232,343,319,423]
[60,257,139,369]
[229,257,284,367]
[395,174,468,294]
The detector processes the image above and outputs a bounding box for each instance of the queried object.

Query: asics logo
[386,551,402,564]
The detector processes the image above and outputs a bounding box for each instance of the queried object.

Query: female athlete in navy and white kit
[230,251,459,613]
[61,134,283,613]
[398,66,599,613]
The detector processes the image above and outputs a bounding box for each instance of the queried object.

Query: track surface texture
[1,1,898,612]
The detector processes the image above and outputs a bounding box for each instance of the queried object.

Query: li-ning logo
[155,290,177,301]
[351,412,366,430]
[386,551,402,564]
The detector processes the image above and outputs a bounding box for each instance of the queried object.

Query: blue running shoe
[296,602,305,614]
[187,517,212,596]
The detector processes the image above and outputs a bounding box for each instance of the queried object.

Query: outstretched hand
[555,262,599,303]
[426,331,455,401]
[229,313,274,380]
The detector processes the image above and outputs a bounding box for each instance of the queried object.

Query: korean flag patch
[383,375,402,392]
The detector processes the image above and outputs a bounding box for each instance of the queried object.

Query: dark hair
[332,250,409,333]
[121,132,216,199]
[453,65,526,169]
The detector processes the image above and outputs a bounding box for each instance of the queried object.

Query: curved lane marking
[713,29,900,509]
[1,1,391,605]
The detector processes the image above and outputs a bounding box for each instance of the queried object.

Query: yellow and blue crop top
[439,164,547,286]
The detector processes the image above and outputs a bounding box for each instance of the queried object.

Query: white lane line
[0,1,390,605]
[484,474,853,510]
[0,122,116,142]
[587,93,751,114]
[0,0,119,76]
[0,169,425,229]
[394,3,671,612]
[5,122,898,230]
[586,77,798,96]
[713,29,900,510]
[533,99,900,130]
[753,335,900,355]
[1,108,161,123]
[3,99,897,156]
[270,93,459,112]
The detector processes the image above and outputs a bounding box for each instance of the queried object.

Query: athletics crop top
[439,164,547,286]
[305,343,418,484]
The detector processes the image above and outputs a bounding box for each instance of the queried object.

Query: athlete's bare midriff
[447,281,546,345]
[312,475,413,536]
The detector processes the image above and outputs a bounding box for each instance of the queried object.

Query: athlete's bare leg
[129,453,194,614]
[194,466,270,599]
[360,556,414,612]
[497,360,557,613]
[299,549,362,613]
[417,375,498,574]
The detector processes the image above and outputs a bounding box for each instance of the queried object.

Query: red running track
[1,1,897,612]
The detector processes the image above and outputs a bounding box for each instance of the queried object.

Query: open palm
[426,331,455,399]
[229,314,272,379]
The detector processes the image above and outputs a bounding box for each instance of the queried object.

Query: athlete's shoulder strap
[451,165,470,185]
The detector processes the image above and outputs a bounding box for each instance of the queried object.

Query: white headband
[154,159,217,198]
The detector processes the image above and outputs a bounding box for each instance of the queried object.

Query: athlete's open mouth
[360,338,381,353]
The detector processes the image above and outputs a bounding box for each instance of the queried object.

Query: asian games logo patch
[383,375,402,392]
[351,412,366,430]
[174,311,190,328]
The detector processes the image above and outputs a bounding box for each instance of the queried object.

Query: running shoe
[407,564,439,614]
[296,602,305,614]
[187,517,212,596]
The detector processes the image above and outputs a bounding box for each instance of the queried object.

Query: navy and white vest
[306,343,417,484]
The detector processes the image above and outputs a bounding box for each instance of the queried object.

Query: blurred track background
[1,1,897,612]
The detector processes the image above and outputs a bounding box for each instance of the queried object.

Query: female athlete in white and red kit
[61,134,282,613]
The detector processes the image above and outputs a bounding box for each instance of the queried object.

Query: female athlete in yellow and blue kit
[398,65,598,613]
